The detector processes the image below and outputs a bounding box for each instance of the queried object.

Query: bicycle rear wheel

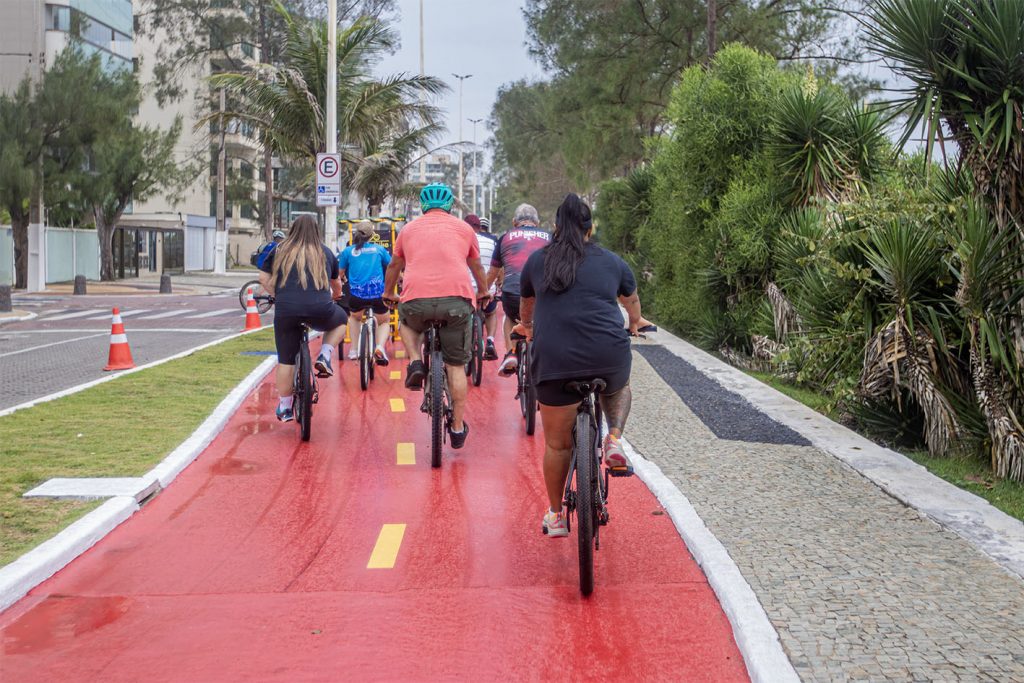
[297,343,313,442]
[470,314,483,387]
[430,349,444,468]
[524,369,537,436]
[359,322,371,391]
[574,411,596,595]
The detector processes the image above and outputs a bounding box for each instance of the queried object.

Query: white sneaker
[498,353,518,376]
[542,509,569,538]
[347,349,359,360]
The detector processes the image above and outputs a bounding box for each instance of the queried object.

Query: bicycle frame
[562,386,609,534]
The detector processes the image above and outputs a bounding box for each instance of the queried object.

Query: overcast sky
[376,1,543,150]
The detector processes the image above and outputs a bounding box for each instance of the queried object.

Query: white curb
[0,350,277,614]
[624,438,800,683]
[0,311,37,325]
[0,326,264,418]
[23,477,160,501]
[0,497,138,612]
[653,329,1024,581]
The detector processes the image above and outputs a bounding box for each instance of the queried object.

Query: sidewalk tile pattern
[628,349,1024,682]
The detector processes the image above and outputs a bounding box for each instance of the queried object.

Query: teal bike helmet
[420,183,455,214]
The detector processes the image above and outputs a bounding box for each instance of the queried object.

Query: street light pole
[214,87,227,274]
[452,73,472,216]
[469,117,482,215]
[325,0,338,249]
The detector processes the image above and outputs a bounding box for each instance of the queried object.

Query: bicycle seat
[565,378,607,395]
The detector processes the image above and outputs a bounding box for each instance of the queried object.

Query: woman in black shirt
[517,193,643,538]
[258,215,347,422]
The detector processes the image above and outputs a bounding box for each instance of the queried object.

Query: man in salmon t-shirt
[383,183,489,449]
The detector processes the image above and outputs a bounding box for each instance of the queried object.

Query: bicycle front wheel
[430,350,444,468]
[359,322,371,391]
[574,411,596,595]
[470,314,483,387]
[297,343,313,442]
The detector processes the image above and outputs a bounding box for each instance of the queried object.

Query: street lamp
[452,73,472,216]
[325,0,338,249]
[469,117,483,214]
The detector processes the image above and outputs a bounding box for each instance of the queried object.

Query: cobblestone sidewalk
[628,346,1024,682]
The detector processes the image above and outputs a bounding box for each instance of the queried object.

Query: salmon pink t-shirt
[395,210,480,302]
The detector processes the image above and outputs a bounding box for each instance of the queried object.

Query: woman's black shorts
[348,295,389,315]
[274,302,348,363]
[534,365,631,407]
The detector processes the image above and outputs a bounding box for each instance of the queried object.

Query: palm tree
[350,124,444,215]
[208,5,446,202]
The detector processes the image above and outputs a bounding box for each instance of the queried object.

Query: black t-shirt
[259,244,339,309]
[520,243,637,383]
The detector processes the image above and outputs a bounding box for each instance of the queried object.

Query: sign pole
[324,0,338,251]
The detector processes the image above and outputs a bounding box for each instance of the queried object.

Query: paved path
[629,341,1024,682]
[0,290,268,410]
[0,341,746,681]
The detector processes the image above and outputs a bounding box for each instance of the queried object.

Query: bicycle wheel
[470,314,483,387]
[368,319,376,380]
[430,349,444,468]
[359,322,371,391]
[517,343,529,418]
[297,342,313,441]
[239,280,260,311]
[524,360,537,436]
[574,411,596,595]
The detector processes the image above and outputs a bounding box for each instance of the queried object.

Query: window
[45,5,70,32]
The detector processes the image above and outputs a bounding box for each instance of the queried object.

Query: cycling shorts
[273,302,348,364]
[348,295,389,315]
[398,296,473,366]
[500,292,520,322]
[534,367,631,407]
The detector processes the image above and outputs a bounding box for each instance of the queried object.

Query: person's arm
[468,256,488,300]
[486,266,503,291]
[619,290,642,335]
[384,255,405,303]
[258,270,274,297]
[330,277,343,300]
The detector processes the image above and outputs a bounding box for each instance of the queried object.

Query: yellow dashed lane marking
[397,442,415,465]
[390,398,405,412]
[395,349,406,359]
[390,370,401,380]
[367,524,406,569]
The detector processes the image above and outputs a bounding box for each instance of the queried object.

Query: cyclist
[256,229,286,269]
[464,214,499,360]
[338,220,392,365]
[258,215,347,422]
[383,183,489,449]
[487,203,551,375]
[514,193,642,537]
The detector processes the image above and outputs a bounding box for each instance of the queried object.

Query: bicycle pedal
[312,391,319,405]
[608,465,634,478]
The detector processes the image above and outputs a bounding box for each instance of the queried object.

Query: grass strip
[0,329,275,567]
[742,369,1024,522]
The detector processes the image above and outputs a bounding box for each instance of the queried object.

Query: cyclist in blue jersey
[338,221,393,365]
[256,230,286,269]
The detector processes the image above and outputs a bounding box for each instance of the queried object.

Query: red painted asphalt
[1,341,749,682]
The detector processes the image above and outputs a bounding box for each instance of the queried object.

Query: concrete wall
[0,0,43,94]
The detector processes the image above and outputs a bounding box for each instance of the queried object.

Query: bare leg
[601,384,632,438]
[446,363,468,431]
[374,312,391,349]
[539,403,578,512]
[484,311,498,339]
[322,324,345,349]
[400,323,423,363]
[276,363,294,397]
[346,315,360,356]
[502,315,514,352]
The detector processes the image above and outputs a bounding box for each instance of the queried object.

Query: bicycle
[557,378,633,596]
[465,308,485,387]
[255,295,317,441]
[239,279,273,314]
[510,330,537,435]
[353,309,378,391]
[420,320,454,468]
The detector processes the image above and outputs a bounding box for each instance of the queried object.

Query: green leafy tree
[0,83,37,288]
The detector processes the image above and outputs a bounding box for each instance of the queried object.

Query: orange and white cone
[103,307,135,371]
[244,287,262,331]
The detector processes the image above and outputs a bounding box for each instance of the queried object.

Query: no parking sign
[315,153,341,207]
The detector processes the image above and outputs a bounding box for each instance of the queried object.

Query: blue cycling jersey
[338,243,392,299]
[256,243,276,269]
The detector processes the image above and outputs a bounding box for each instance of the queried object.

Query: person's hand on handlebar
[511,321,533,342]
[475,290,492,307]
[382,292,400,309]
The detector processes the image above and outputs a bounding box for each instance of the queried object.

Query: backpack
[249,243,267,267]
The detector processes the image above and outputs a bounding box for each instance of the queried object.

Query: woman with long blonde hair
[258,215,347,422]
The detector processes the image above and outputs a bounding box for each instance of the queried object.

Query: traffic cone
[244,287,262,331]
[103,307,135,371]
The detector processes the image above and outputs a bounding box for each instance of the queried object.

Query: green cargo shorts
[398,296,474,366]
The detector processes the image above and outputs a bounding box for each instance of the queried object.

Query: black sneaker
[405,360,425,390]
[484,339,498,360]
[314,354,334,378]
[449,421,469,449]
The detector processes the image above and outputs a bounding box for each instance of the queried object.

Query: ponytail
[543,193,592,293]
[352,232,370,249]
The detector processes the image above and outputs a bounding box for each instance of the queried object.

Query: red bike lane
[0,342,749,682]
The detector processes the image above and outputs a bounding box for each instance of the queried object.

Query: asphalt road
[0,287,269,411]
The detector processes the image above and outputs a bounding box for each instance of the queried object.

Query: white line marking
[36,308,68,318]
[116,309,153,318]
[137,309,194,320]
[185,308,239,319]
[0,328,228,334]
[43,309,108,321]
[0,333,108,359]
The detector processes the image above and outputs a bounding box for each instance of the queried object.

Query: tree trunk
[706,0,717,62]
[264,142,274,239]
[11,210,29,290]
[95,207,116,281]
